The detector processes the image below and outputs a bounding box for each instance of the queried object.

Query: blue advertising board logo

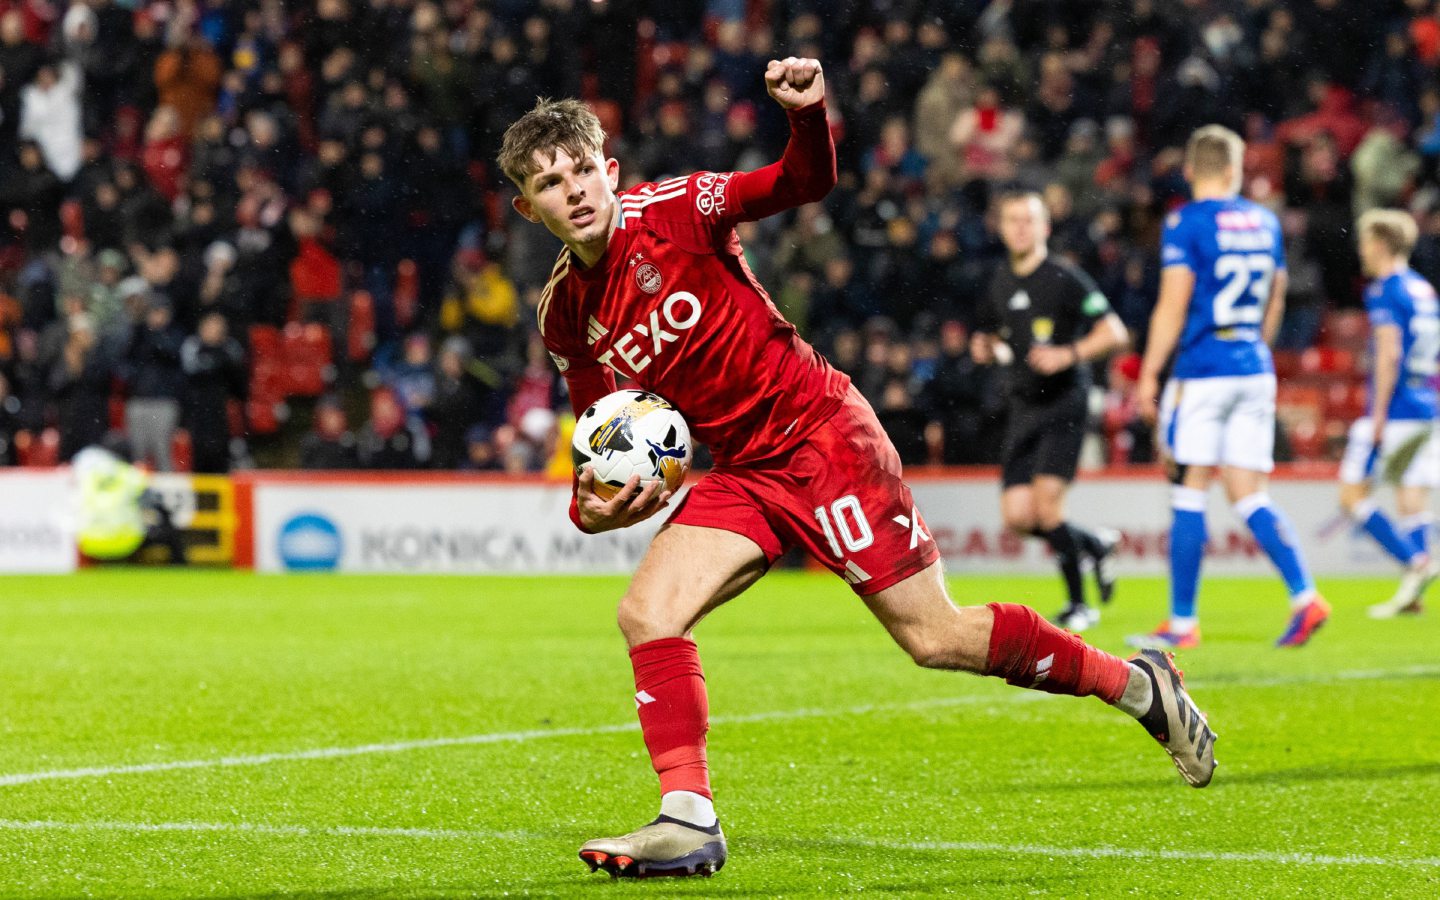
[278,512,342,571]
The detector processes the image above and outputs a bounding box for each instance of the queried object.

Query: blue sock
[1402,514,1432,557]
[1354,501,1421,565]
[1169,487,1208,621]
[1236,493,1316,599]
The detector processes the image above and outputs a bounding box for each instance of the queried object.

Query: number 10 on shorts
[814,495,874,557]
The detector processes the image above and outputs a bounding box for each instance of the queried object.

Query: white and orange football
[571,389,693,500]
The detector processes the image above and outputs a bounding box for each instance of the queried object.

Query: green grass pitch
[2,570,1438,898]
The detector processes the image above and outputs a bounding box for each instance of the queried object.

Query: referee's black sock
[1035,524,1086,608]
[1067,523,1107,560]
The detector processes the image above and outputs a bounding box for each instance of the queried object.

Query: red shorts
[670,389,940,595]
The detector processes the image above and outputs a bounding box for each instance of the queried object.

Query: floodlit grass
[1,569,1437,897]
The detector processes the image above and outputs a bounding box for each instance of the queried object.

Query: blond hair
[498,98,607,188]
[1185,124,1244,187]
[1358,208,1419,259]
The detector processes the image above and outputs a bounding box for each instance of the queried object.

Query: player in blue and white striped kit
[1132,125,1330,649]
[1339,209,1440,619]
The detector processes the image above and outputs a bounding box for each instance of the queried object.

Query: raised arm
[727,59,836,222]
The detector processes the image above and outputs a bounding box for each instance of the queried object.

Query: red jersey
[540,103,849,474]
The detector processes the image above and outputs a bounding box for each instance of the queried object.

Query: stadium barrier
[234,472,665,574]
[903,466,1395,576]
[0,470,76,573]
[230,467,1407,577]
[0,467,1411,576]
[147,474,241,566]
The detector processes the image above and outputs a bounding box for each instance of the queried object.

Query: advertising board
[243,468,1399,577]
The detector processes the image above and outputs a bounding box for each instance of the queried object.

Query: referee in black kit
[971,190,1128,631]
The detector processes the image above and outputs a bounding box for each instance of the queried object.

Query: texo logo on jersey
[595,291,703,376]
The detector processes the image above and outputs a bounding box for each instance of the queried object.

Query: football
[571,389,693,500]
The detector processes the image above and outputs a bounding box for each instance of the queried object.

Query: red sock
[629,637,711,799]
[983,603,1131,703]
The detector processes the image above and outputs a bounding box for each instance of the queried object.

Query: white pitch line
[0,818,524,841]
[3,819,1437,870]
[0,694,1023,789]
[2,665,1435,790]
[836,837,1440,870]
[1189,664,1440,689]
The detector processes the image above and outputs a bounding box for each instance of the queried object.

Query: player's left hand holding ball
[576,468,672,533]
[765,57,824,109]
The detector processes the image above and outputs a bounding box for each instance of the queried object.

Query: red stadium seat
[283,321,333,365]
[250,360,286,399]
[22,428,61,467]
[1300,347,1357,376]
[171,429,192,472]
[651,41,689,70]
[394,259,419,329]
[278,322,334,396]
[1323,382,1368,422]
[1321,310,1369,351]
[1272,350,1302,380]
[1290,420,1325,460]
[245,398,281,435]
[13,429,31,466]
[227,398,246,438]
[348,291,375,362]
[1276,384,1323,432]
[249,324,282,361]
[590,99,624,141]
[284,359,328,396]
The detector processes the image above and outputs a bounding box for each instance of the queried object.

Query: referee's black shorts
[1000,390,1088,488]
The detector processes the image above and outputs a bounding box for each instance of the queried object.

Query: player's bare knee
[616,591,685,644]
[898,613,982,671]
[901,632,958,670]
[1004,513,1035,535]
[1034,505,1064,532]
[1002,504,1037,534]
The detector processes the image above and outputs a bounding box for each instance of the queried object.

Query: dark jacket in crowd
[125,320,185,401]
[922,349,1000,466]
[426,371,488,470]
[299,431,359,470]
[180,334,247,472]
[50,348,112,461]
[356,422,429,469]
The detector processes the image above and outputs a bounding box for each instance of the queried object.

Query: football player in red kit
[499,58,1217,880]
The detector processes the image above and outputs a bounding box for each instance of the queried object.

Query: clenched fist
[765,57,825,109]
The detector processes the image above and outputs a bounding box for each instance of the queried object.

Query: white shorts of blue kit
[1160,373,1276,473]
[1339,417,1440,487]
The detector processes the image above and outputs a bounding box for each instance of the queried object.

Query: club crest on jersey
[1009,290,1031,310]
[635,262,664,295]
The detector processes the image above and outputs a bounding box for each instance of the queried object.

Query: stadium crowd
[0,0,1436,472]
